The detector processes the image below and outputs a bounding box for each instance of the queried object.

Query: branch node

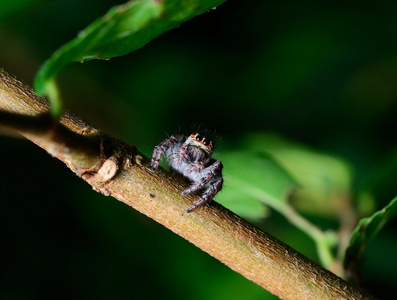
[96,157,119,182]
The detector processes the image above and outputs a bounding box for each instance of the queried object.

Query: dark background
[1,0,397,299]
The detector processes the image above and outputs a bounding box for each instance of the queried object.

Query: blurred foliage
[345,197,397,276]
[216,149,297,220]
[34,0,228,116]
[0,0,44,21]
[239,133,354,219]
[1,0,397,299]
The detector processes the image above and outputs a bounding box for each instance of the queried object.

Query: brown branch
[0,68,376,300]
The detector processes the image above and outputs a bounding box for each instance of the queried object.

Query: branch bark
[0,68,376,300]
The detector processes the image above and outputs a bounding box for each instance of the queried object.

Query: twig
[0,68,376,300]
[282,203,336,269]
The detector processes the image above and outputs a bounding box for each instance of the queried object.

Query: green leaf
[241,133,353,219]
[344,196,397,268]
[215,150,297,220]
[218,182,270,222]
[34,0,227,96]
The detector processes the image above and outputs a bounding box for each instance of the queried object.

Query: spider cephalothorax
[150,132,223,213]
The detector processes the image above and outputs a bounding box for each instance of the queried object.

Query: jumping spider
[150,132,223,213]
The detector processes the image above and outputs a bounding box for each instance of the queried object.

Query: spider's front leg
[183,161,223,212]
[150,134,183,171]
[186,174,223,213]
[182,161,223,196]
[186,161,205,174]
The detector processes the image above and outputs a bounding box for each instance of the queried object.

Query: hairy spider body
[150,133,223,213]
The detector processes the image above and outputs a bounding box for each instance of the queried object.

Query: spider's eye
[196,135,203,141]
[204,138,214,148]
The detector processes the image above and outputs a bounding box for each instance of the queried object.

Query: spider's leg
[179,136,193,166]
[178,145,186,166]
[150,134,183,171]
[186,176,223,213]
[182,161,223,196]
[186,161,205,173]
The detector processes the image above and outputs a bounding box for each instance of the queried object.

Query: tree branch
[0,68,376,300]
